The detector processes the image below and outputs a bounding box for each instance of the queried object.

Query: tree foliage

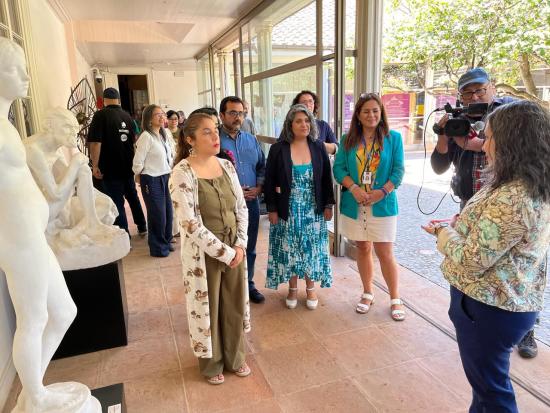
[383,0,550,103]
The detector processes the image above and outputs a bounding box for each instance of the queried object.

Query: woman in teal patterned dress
[264,104,335,310]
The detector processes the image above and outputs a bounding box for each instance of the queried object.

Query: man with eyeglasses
[219,96,267,304]
[431,68,538,359]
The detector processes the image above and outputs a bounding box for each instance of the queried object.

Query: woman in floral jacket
[423,100,550,412]
[170,113,251,385]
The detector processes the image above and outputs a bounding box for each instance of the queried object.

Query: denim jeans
[449,287,538,413]
[140,174,173,257]
[101,176,147,233]
[246,198,260,290]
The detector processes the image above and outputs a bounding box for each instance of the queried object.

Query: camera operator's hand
[434,115,450,154]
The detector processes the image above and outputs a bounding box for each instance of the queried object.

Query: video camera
[433,102,489,137]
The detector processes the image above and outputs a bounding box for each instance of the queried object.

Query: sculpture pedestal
[54,261,128,359]
[91,383,125,413]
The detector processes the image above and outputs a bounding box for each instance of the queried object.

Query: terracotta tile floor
[3,216,550,413]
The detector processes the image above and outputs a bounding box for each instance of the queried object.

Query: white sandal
[356,292,375,314]
[390,298,406,321]
[286,287,298,309]
[306,287,318,310]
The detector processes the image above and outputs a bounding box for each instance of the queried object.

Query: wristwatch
[434,222,449,236]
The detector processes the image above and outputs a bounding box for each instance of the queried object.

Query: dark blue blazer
[264,139,335,221]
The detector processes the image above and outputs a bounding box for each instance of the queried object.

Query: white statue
[24,108,129,270]
[0,38,100,412]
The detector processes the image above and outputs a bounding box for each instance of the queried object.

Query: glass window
[250,65,316,138]
[212,52,222,104]
[322,0,357,55]
[343,56,356,133]
[241,24,251,78]
[196,53,212,107]
[345,0,356,50]
[245,0,316,75]
[7,0,21,35]
[1,2,7,25]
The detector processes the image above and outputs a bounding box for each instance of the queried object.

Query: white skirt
[340,205,397,242]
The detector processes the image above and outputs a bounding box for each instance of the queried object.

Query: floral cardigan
[169,158,251,358]
[437,180,550,312]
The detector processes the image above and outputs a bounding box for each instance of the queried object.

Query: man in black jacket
[431,68,537,359]
[88,88,147,236]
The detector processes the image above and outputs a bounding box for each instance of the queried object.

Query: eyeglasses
[459,88,487,100]
[153,112,166,118]
[226,110,245,118]
[168,117,179,121]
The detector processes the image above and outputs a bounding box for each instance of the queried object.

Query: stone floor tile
[219,398,282,413]
[164,282,187,306]
[124,370,187,413]
[378,313,457,358]
[247,311,315,353]
[98,335,179,386]
[254,340,346,395]
[417,350,471,402]
[125,272,166,314]
[353,359,468,412]
[44,351,102,390]
[182,356,273,413]
[127,307,172,343]
[322,325,414,374]
[123,254,160,273]
[277,378,377,413]
[510,346,550,398]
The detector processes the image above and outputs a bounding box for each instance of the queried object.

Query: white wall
[152,70,199,116]
[108,67,199,116]
[27,0,74,112]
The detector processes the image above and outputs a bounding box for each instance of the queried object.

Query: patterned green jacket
[437,180,550,312]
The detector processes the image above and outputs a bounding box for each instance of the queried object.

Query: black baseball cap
[103,87,120,99]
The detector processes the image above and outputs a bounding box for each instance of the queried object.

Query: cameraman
[431,68,514,209]
[431,67,538,360]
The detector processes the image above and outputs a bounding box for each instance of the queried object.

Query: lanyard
[356,137,376,179]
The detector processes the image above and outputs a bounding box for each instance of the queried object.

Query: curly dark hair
[292,90,319,116]
[279,104,318,143]
[485,100,550,202]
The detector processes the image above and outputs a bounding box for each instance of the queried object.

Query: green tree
[383,0,550,105]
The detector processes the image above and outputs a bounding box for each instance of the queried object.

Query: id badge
[362,171,372,185]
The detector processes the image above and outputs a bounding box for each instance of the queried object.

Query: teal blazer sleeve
[333,134,355,184]
[388,130,405,188]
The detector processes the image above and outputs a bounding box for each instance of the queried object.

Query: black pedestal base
[91,383,126,412]
[53,260,128,359]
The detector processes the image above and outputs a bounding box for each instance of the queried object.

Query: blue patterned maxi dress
[266,163,333,289]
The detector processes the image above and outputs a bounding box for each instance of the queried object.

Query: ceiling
[51,0,262,70]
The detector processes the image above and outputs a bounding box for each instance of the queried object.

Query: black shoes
[517,329,538,359]
[249,288,265,304]
[169,245,176,252]
[138,227,148,237]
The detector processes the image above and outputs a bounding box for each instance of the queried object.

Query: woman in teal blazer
[333,93,405,320]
